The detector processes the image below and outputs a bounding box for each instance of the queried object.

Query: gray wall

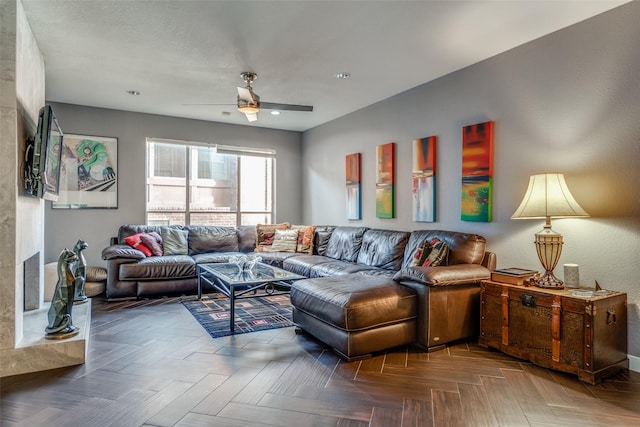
[302,3,640,357]
[45,104,302,266]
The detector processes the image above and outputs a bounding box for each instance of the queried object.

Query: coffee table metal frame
[197,262,305,332]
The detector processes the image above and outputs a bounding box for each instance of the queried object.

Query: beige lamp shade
[511,173,589,288]
[511,173,589,220]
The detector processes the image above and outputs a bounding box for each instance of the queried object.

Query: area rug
[181,293,294,338]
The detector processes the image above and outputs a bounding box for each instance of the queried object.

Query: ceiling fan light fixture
[237,102,260,114]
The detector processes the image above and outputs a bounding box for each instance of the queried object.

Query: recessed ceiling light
[271,111,280,115]
[334,72,351,79]
[127,90,141,96]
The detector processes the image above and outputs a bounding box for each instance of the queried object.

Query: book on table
[491,268,538,285]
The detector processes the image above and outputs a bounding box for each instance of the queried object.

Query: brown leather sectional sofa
[102,224,496,357]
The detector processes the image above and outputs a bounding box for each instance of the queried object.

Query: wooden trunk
[479,280,628,384]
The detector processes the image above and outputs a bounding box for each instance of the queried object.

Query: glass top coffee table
[196,262,305,332]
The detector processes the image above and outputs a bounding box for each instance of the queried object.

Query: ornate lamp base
[531,270,564,289]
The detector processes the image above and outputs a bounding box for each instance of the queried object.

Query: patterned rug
[181,293,294,338]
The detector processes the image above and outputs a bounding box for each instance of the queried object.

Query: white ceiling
[21,0,629,132]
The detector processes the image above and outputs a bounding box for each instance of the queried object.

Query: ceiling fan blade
[181,103,236,106]
[245,112,258,122]
[260,102,313,112]
[237,86,257,103]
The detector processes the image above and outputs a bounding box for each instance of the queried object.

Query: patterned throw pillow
[140,231,163,256]
[292,225,316,254]
[161,228,189,255]
[269,229,299,253]
[124,233,152,257]
[422,238,449,267]
[408,239,431,267]
[255,223,290,252]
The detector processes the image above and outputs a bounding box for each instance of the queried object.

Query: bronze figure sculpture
[45,248,79,339]
[73,239,88,302]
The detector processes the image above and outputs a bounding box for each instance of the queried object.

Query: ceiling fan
[186,72,313,122]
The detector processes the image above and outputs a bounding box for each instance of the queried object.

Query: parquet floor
[1,296,639,427]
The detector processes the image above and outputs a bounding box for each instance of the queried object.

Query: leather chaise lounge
[102,224,496,359]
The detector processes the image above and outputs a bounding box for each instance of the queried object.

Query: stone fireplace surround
[0,0,90,378]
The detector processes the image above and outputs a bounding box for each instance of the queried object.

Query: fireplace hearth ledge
[0,300,91,377]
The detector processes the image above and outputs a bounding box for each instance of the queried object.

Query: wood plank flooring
[2,296,639,426]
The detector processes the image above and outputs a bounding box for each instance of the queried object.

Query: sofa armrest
[481,251,497,270]
[393,264,490,287]
[102,244,147,261]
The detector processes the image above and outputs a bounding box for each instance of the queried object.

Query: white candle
[564,263,580,288]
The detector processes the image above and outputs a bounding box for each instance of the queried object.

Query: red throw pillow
[124,232,152,257]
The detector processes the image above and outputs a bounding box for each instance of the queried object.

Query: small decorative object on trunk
[45,249,80,339]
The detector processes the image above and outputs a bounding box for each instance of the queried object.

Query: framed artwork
[412,136,436,222]
[461,121,493,222]
[376,142,395,218]
[53,134,118,209]
[346,153,361,220]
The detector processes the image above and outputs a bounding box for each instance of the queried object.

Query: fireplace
[23,252,40,311]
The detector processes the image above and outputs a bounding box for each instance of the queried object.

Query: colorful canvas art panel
[53,134,118,209]
[461,121,493,222]
[376,142,395,218]
[412,136,437,222]
[345,153,361,220]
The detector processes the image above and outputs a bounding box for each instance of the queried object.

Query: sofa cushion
[118,225,170,243]
[356,229,410,270]
[256,251,300,268]
[162,228,189,255]
[393,264,491,286]
[255,223,290,252]
[309,261,378,278]
[313,226,336,256]
[283,254,333,277]
[291,275,417,331]
[192,252,245,264]
[325,226,368,262]
[269,229,299,252]
[186,226,239,254]
[119,255,196,280]
[237,225,257,252]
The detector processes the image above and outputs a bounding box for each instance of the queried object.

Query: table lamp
[511,173,589,288]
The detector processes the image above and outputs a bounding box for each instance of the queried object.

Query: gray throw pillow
[269,229,299,253]
[161,228,189,255]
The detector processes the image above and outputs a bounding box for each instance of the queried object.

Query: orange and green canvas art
[376,143,395,218]
[346,153,361,220]
[461,121,493,222]
[412,136,436,222]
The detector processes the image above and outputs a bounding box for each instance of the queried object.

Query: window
[146,138,274,226]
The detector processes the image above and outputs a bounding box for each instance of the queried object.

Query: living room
[2,0,639,424]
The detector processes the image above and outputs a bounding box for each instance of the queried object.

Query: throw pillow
[161,228,189,255]
[255,223,290,252]
[292,225,315,254]
[269,229,299,252]
[140,231,163,256]
[422,238,449,267]
[124,233,152,257]
[408,239,431,267]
